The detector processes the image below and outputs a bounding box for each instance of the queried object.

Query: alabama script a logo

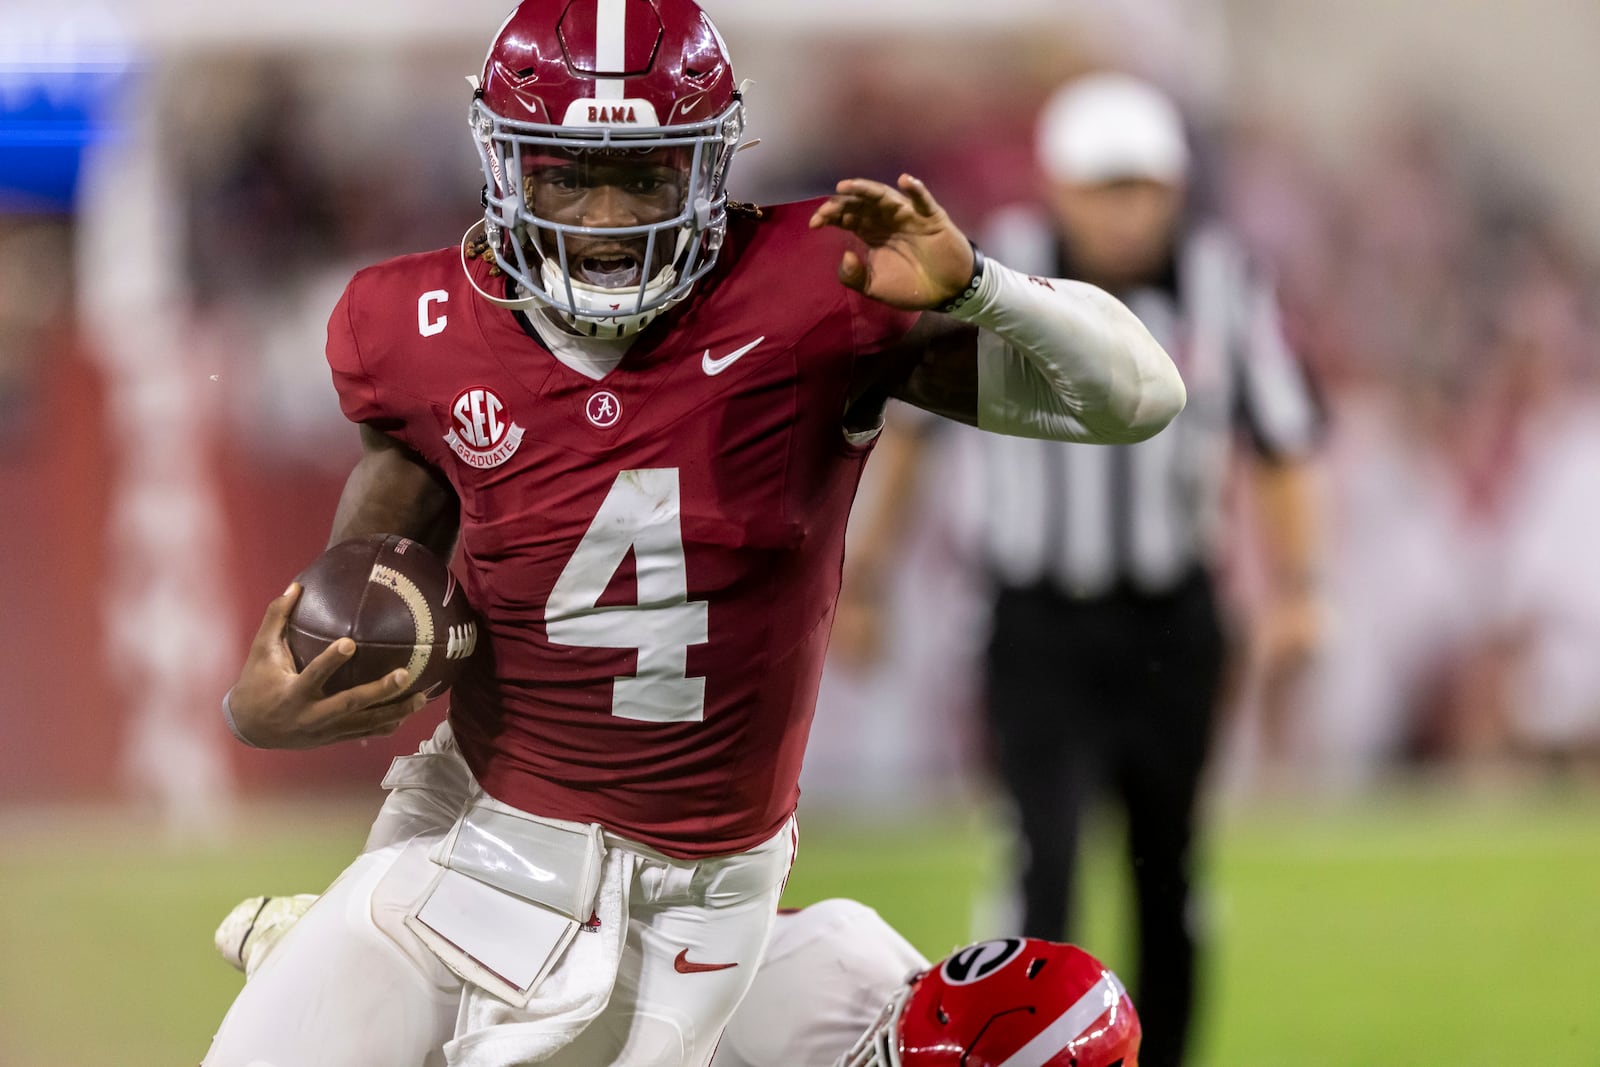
[445,385,525,469]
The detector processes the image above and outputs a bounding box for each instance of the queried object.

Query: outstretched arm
[223,425,462,750]
[812,174,1186,443]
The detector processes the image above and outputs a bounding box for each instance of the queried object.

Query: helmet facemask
[839,980,917,1067]
[470,92,744,338]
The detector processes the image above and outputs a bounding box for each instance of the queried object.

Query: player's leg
[716,899,931,1067]
[204,722,471,1067]
[215,895,319,975]
[551,823,795,1067]
[217,895,921,1067]
[986,585,1102,940]
[1112,572,1226,1067]
[201,839,461,1067]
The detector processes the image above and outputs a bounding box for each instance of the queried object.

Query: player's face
[522,147,689,289]
[1049,177,1183,290]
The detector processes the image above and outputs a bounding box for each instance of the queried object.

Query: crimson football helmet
[466,0,745,337]
[841,938,1141,1067]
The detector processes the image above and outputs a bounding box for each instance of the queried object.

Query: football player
[840,935,1140,1067]
[215,895,1140,1067]
[205,0,1184,1063]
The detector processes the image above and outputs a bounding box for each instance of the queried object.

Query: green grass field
[2,784,1597,1066]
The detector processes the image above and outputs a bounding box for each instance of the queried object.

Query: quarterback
[206,0,1183,1064]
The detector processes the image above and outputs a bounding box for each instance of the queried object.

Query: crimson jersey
[327,200,918,857]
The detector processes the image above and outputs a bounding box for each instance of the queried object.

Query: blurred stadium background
[4,1,1600,1064]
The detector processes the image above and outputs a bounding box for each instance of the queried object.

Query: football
[286,533,478,699]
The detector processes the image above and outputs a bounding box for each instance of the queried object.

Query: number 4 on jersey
[545,468,709,723]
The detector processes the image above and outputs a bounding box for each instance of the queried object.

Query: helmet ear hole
[1027,958,1048,979]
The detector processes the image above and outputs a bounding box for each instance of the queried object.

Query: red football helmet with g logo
[842,938,1141,1067]
[466,0,745,337]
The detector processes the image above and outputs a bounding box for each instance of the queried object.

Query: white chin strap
[538,258,679,339]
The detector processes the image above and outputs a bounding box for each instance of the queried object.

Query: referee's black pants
[984,569,1226,1067]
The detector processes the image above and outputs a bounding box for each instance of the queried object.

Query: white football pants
[202,723,795,1067]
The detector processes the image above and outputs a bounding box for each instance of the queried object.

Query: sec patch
[446,386,525,469]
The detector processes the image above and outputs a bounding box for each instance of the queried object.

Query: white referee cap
[1036,72,1189,185]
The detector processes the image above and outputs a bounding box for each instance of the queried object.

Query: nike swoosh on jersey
[673,948,739,974]
[701,336,764,376]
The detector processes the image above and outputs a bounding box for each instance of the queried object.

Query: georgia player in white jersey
[216,895,1141,1067]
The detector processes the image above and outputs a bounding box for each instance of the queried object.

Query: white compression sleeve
[948,258,1186,443]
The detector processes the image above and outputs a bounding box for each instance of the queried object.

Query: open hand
[225,583,428,750]
[809,174,975,310]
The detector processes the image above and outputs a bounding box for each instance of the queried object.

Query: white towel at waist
[445,847,635,1067]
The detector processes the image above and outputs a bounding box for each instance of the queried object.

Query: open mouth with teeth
[574,250,644,289]
[549,233,679,292]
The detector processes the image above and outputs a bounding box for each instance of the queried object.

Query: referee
[828,72,1324,1067]
[977,73,1323,1067]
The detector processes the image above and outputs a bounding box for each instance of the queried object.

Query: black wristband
[935,240,986,314]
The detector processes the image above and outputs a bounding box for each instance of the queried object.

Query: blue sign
[1,15,136,213]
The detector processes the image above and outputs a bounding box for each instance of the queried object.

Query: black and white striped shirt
[964,206,1322,598]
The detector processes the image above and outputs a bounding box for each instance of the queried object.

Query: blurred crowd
[1219,107,1600,791]
[4,19,1599,815]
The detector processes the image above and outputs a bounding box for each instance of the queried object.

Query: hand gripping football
[286,534,478,700]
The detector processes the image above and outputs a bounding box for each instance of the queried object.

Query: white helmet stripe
[483,4,520,79]
[995,974,1125,1067]
[593,0,627,100]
